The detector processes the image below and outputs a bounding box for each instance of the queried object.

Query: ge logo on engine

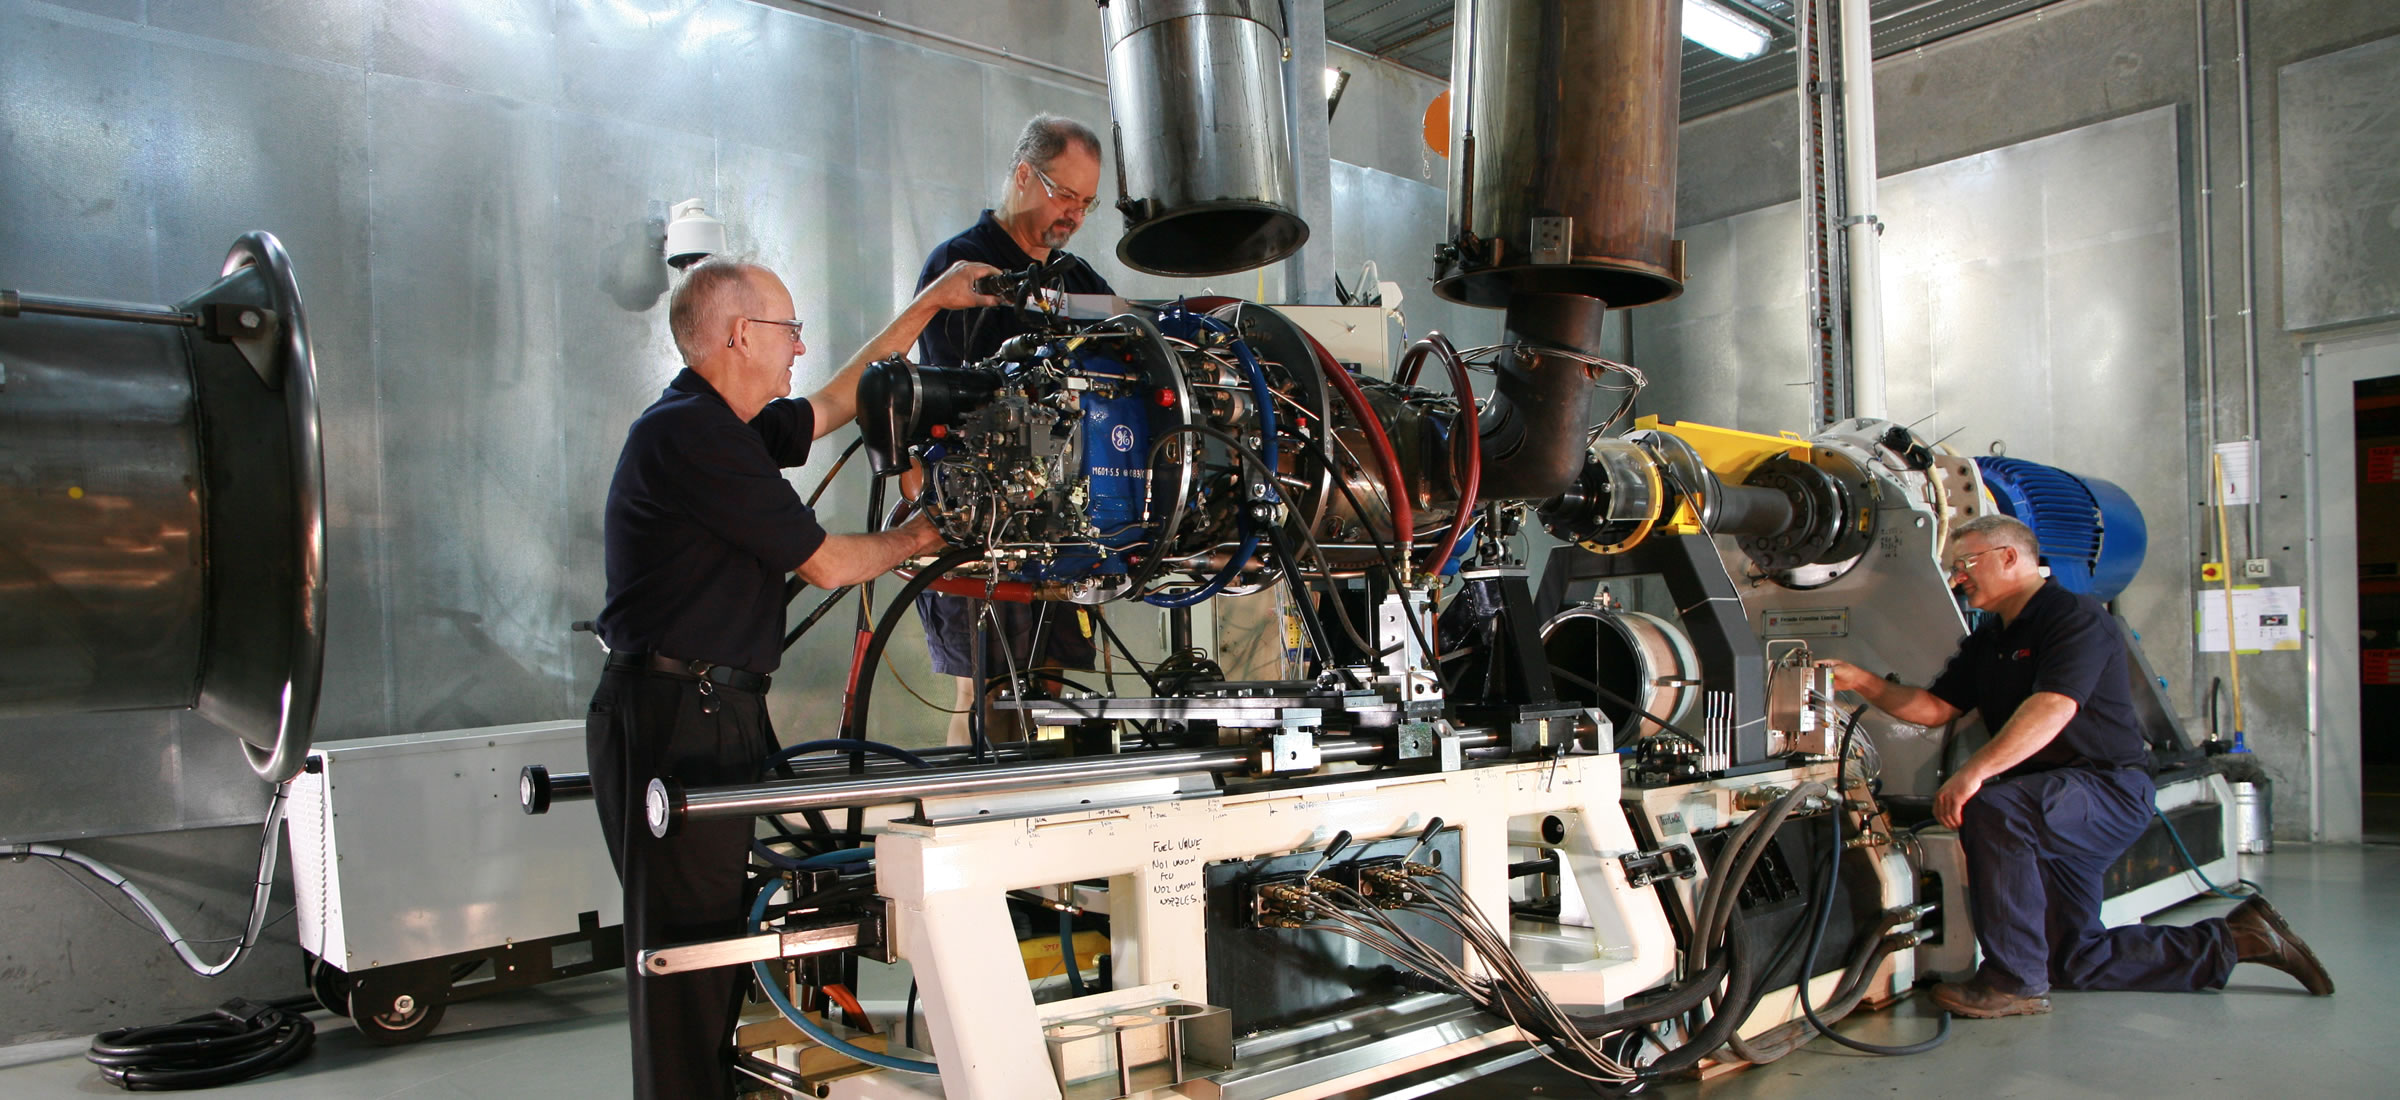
[1110,424,1135,453]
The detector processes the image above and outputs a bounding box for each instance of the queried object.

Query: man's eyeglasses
[1946,548,2005,576]
[728,317,805,348]
[1031,164,1099,216]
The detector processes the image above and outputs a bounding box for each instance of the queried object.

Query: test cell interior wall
[0,0,1481,1042]
[1654,0,2400,840]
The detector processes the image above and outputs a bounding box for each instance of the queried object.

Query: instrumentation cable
[4,784,290,978]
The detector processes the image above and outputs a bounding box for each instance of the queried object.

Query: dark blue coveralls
[589,369,827,1098]
[1928,579,2238,996]
[912,210,1113,677]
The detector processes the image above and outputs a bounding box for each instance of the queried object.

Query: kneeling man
[1821,515,2332,1017]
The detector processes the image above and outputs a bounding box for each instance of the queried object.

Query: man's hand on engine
[1817,659,1878,695]
[900,513,948,556]
[922,261,1006,312]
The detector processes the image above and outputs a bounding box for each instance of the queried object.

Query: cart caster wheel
[349,986,444,1045]
[310,959,353,1016]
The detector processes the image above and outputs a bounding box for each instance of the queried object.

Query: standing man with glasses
[914,114,1119,744]
[588,255,996,1099]
[1817,515,2333,1020]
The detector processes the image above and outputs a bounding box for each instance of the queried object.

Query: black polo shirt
[1926,580,2149,777]
[915,210,1114,367]
[594,368,827,674]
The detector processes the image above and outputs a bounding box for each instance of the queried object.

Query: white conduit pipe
[1838,0,1887,421]
[2,784,290,977]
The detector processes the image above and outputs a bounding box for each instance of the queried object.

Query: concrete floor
[1,845,2388,1099]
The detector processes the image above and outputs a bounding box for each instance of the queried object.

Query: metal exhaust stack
[1100,0,1311,277]
[0,233,326,783]
[1434,0,1685,500]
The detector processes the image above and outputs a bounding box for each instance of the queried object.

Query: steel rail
[648,730,1506,836]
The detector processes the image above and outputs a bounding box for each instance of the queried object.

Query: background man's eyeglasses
[1032,165,1099,216]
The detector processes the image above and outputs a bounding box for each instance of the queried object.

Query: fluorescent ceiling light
[1683,0,1772,61]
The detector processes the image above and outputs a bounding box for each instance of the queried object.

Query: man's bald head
[668,258,773,365]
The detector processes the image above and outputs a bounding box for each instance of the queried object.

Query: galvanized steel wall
[0,0,1324,843]
[1631,107,2198,721]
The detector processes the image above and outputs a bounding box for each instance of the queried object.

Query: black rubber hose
[1725,927,1909,1066]
[1794,706,1952,1055]
[1564,782,1812,1043]
[1697,783,1826,972]
[843,547,987,739]
[1634,904,1760,1078]
[86,996,315,1090]
[842,549,990,729]
[783,583,858,652]
[836,544,986,846]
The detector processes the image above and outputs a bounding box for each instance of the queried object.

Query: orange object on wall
[1424,90,1450,157]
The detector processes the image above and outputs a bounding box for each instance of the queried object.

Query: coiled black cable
[1793,703,1952,1055]
[86,995,315,1091]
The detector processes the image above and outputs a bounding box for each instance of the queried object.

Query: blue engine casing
[1010,352,1153,584]
[1974,456,2147,603]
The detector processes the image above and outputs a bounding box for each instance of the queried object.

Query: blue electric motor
[1973,456,2148,603]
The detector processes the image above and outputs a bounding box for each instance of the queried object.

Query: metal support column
[1279,0,1337,304]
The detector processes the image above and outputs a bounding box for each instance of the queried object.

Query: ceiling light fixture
[1682,0,1773,61]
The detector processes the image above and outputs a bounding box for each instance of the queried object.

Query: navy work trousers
[1960,765,2237,996]
[588,667,774,1100]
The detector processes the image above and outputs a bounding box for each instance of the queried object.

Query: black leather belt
[605,650,771,694]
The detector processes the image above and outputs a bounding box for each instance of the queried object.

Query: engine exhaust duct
[0,233,326,783]
[1434,0,1686,311]
[1436,0,1686,502]
[1100,0,1311,277]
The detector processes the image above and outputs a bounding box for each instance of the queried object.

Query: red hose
[1419,333,1480,574]
[1304,329,1415,575]
[926,576,1036,602]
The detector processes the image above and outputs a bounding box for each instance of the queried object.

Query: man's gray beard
[1040,223,1075,250]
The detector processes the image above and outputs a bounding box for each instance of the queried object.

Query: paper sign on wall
[2196,584,2302,652]
[2212,439,2258,506]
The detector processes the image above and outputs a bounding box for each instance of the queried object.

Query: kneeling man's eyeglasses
[1946,548,2004,576]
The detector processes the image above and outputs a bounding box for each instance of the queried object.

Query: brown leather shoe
[1929,978,2052,1018]
[2226,895,2335,995]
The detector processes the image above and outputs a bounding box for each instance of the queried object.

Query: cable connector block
[213,998,278,1026]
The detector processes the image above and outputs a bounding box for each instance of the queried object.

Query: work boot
[2226,895,2336,995]
[1928,978,2051,1018]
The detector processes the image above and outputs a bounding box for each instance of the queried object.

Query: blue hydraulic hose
[2155,808,2255,899]
[1146,306,1276,609]
[749,883,940,1074]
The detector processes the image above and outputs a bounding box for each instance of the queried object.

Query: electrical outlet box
[2243,558,2271,579]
